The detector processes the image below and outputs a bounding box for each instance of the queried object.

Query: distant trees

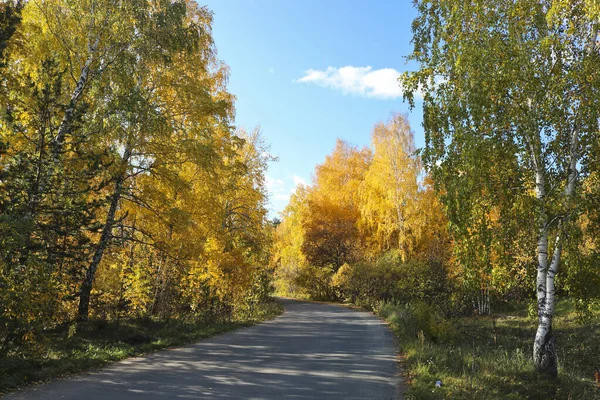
[359,113,446,261]
[273,114,448,301]
[0,0,273,353]
[300,140,371,271]
[402,0,600,376]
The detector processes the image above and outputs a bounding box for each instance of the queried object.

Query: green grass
[0,299,283,395]
[378,300,600,399]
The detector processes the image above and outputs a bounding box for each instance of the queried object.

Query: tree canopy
[401,0,600,375]
[0,0,274,352]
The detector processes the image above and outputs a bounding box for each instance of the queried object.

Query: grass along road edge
[0,299,283,395]
[376,300,599,399]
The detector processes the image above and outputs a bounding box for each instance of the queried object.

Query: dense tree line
[274,0,600,379]
[0,0,273,355]
[401,0,600,376]
[2,0,599,384]
[272,113,450,305]
[274,100,600,376]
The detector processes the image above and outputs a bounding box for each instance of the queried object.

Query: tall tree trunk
[532,23,595,376]
[77,145,131,321]
[530,125,558,375]
[533,124,579,376]
[51,35,100,163]
[28,34,100,226]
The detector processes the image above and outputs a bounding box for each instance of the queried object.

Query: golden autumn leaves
[273,113,448,300]
[0,0,272,350]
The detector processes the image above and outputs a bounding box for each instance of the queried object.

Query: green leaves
[403,0,600,373]
[0,0,274,350]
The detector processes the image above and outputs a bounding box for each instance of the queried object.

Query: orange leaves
[295,141,370,271]
[273,114,449,298]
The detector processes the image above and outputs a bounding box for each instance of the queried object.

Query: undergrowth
[0,299,283,394]
[377,300,600,399]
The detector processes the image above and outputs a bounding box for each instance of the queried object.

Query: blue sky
[201,0,424,216]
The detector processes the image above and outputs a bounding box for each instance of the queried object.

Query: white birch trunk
[533,124,579,375]
[532,23,596,376]
[528,104,557,374]
[51,36,100,162]
[30,34,101,220]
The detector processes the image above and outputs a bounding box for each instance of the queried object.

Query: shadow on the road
[6,299,400,400]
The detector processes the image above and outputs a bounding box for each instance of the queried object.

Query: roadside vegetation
[272,2,600,396]
[379,300,599,399]
[3,1,600,399]
[0,299,282,394]
[0,0,279,393]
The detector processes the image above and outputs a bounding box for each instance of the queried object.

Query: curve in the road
[3,298,403,400]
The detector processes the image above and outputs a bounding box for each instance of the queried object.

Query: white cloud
[274,193,291,201]
[292,175,306,187]
[261,150,274,160]
[265,174,309,216]
[266,176,284,189]
[265,175,293,205]
[297,66,415,100]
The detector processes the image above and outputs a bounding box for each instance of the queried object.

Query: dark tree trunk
[77,146,131,321]
[533,326,558,377]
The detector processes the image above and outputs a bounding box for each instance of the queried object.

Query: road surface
[4,298,402,399]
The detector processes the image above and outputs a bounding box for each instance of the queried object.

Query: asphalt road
[4,298,402,399]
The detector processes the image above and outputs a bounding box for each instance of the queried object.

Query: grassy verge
[0,299,283,394]
[377,300,600,399]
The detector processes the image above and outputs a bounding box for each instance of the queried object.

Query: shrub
[294,265,338,301]
[333,251,451,309]
[377,301,457,344]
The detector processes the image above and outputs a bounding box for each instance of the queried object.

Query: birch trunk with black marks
[533,124,580,376]
[31,35,100,222]
[77,145,132,321]
[52,36,99,161]
[532,23,596,376]
[476,287,490,315]
[532,158,555,375]
[524,96,556,372]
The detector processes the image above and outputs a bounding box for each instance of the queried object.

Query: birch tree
[301,140,371,270]
[402,0,600,376]
[0,0,127,336]
[358,113,421,259]
[77,0,235,320]
[0,0,274,345]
